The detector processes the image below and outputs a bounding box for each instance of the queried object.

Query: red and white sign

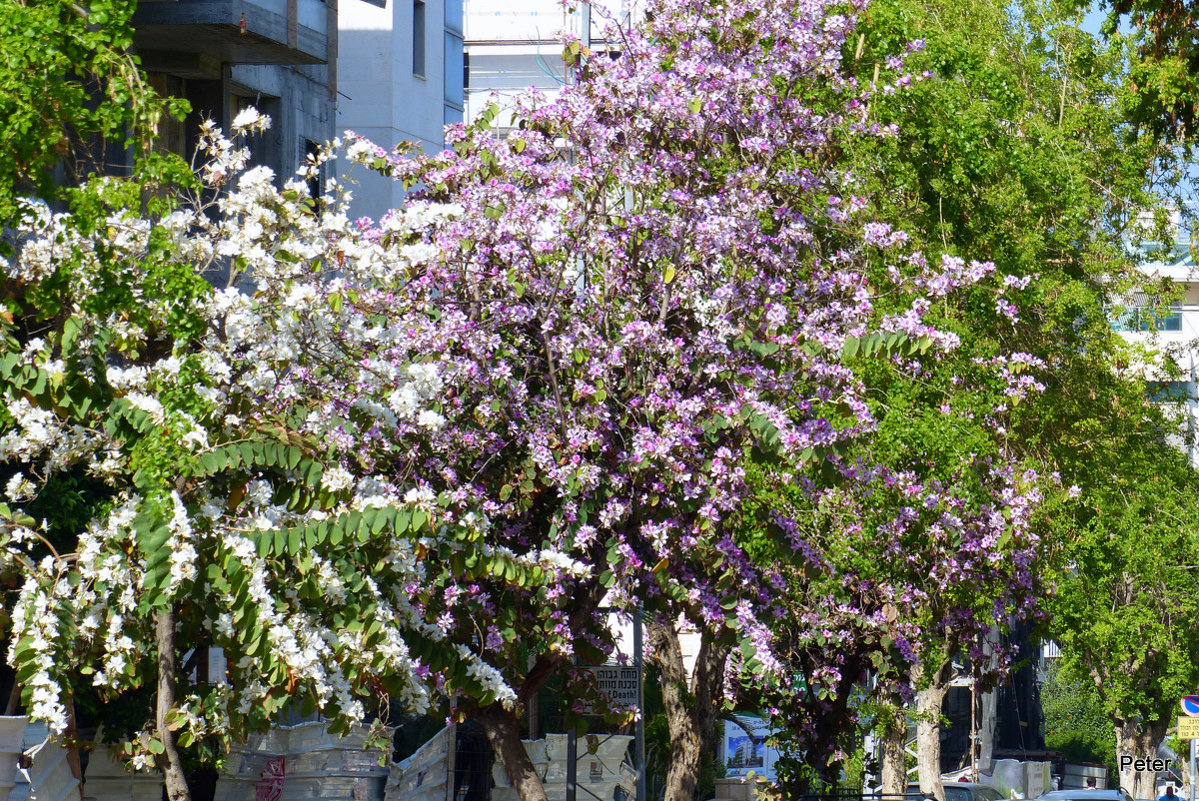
[254,756,286,801]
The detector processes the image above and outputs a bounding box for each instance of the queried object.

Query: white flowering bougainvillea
[0,112,547,799]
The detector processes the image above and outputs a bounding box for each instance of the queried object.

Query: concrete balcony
[133,0,332,78]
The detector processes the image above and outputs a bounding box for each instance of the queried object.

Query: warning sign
[582,665,640,708]
[1178,717,1199,739]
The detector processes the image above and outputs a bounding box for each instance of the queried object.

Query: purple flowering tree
[715,250,1051,796]
[337,0,1042,797]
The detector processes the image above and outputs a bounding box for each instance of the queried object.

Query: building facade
[130,0,467,221]
[1114,225,1199,461]
[464,0,633,132]
[338,0,465,218]
[131,0,337,178]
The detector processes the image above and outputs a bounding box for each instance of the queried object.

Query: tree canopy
[0,0,187,222]
[3,0,1199,800]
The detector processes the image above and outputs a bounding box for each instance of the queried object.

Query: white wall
[338,0,464,219]
[1117,258,1199,465]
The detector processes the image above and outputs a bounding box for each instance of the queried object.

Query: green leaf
[60,315,82,355]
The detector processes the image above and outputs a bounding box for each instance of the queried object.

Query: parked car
[902,781,1006,801]
[943,783,1007,801]
[1035,790,1135,801]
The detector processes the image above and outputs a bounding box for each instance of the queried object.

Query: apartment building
[464,0,631,131]
[130,0,337,178]
[338,0,465,217]
[128,0,466,221]
[1114,224,1199,459]
[1117,231,1197,342]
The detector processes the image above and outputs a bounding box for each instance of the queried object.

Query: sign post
[1179,697,1199,801]
[576,662,641,801]
[634,611,646,801]
[576,607,646,801]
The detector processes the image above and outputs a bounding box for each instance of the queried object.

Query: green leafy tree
[732,0,1198,795]
[1043,418,1199,799]
[1042,661,1117,783]
[1082,0,1199,143]
[0,0,186,221]
[848,0,1199,791]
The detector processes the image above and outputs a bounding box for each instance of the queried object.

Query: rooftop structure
[464,0,635,130]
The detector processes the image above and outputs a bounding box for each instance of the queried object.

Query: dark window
[304,138,322,210]
[413,0,426,77]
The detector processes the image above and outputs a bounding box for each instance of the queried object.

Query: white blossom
[4,473,35,502]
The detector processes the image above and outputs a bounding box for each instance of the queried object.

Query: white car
[1035,789,1136,801]
[944,784,1007,801]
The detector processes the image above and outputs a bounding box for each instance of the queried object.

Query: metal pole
[1189,738,1195,801]
[567,646,579,801]
[566,0,590,85]
[970,677,978,783]
[567,726,578,801]
[528,654,539,742]
[635,609,646,801]
[581,0,591,50]
[445,722,456,801]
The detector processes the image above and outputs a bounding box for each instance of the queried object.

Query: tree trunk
[647,620,729,801]
[468,580,607,801]
[880,715,908,795]
[64,699,84,801]
[1116,716,1168,800]
[915,661,951,801]
[154,608,191,801]
[477,704,548,801]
